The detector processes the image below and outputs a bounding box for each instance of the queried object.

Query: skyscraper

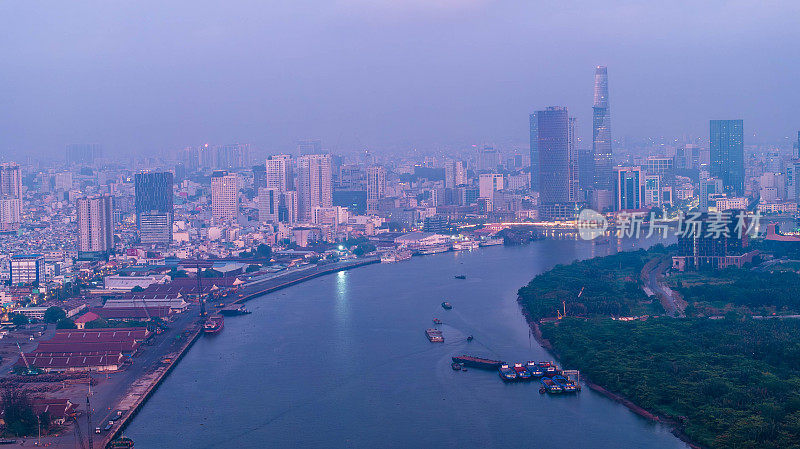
[0,163,22,232]
[529,112,539,192]
[266,155,294,192]
[135,172,174,244]
[479,173,504,199]
[710,120,745,196]
[258,187,281,223]
[297,154,332,221]
[537,107,581,220]
[297,139,322,156]
[66,143,102,166]
[366,165,386,214]
[77,194,114,257]
[592,66,613,207]
[444,160,466,188]
[211,171,239,222]
[614,167,643,210]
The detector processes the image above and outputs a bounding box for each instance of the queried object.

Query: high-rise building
[577,148,594,200]
[216,143,251,169]
[258,187,281,223]
[252,164,267,190]
[444,160,466,188]
[77,194,114,257]
[297,139,322,156]
[134,172,174,244]
[280,191,298,225]
[613,167,643,211]
[592,66,613,198]
[476,145,500,172]
[9,255,45,286]
[211,171,239,222]
[297,155,332,221]
[266,155,294,192]
[479,173,504,199]
[529,112,539,192]
[366,165,386,214]
[710,120,744,196]
[66,143,102,166]
[644,174,661,207]
[0,198,21,233]
[0,163,22,232]
[536,106,581,220]
[0,163,22,197]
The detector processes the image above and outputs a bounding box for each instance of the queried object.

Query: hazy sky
[2,0,799,158]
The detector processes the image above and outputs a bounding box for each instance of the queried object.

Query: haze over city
[2,0,800,157]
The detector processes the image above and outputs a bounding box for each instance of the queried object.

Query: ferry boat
[425,328,444,342]
[540,377,563,393]
[479,237,503,247]
[525,361,544,378]
[498,364,517,382]
[452,241,480,251]
[553,375,579,393]
[452,355,503,370]
[441,301,453,310]
[513,363,532,380]
[416,244,452,255]
[203,315,224,335]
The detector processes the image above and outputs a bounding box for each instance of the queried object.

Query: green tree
[255,244,272,259]
[10,313,29,326]
[130,285,145,293]
[56,318,76,329]
[245,264,261,273]
[85,318,109,329]
[1,388,37,436]
[43,306,67,323]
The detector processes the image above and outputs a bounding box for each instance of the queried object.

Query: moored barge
[451,355,503,370]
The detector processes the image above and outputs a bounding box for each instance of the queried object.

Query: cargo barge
[203,315,224,335]
[540,376,563,393]
[451,355,503,370]
[425,328,444,342]
[498,364,517,381]
[553,375,579,393]
[513,363,532,380]
[525,361,544,378]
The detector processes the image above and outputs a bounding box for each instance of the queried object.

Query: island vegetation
[519,245,800,449]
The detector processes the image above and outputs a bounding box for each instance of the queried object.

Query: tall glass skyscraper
[529,112,539,192]
[135,171,174,243]
[710,120,744,196]
[592,66,612,192]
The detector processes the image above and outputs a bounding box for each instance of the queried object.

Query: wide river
[126,238,687,449]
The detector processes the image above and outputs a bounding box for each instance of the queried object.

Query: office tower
[592,66,613,203]
[266,155,294,192]
[198,144,214,168]
[135,172,174,244]
[297,139,322,156]
[536,106,581,220]
[477,145,501,172]
[444,160,466,188]
[9,255,45,285]
[211,171,239,222]
[529,112,539,192]
[786,160,800,201]
[216,143,251,169]
[699,177,723,211]
[577,148,594,200]
[66,143,102,166]
[613,167,643,210]
[297,154,332,221]
[366,165,386,214]
[180,147,199,172]
[252,165,267,190]
[280,191,298,224]
[710,120,744,196]
[77,194,114,256]
[479,173,504,199]
[258,187,281,223]
[567,117,580,203]
[644,174,661,207]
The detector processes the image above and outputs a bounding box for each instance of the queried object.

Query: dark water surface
[126,239,687,449]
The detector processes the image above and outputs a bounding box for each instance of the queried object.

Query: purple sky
[2,0,799,157]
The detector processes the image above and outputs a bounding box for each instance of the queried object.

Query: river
[125,238,687,448]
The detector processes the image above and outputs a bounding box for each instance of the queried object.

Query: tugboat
[441,301,453,310]
[433,318,442,325]
[451,362,463,371]
[466,335,474,342]
[203,315,224,335]
[454,274,467,280]
[498,364,517,382]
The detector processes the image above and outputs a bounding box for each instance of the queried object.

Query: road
[643,256,686,317]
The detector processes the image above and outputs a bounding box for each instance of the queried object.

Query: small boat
[454,274,467,280]
[513,363,532,380]
[452,355,503,369]
[466,335,474,342]
[451,362,463,371]
[203,315,224,335]
[441,302,453,310]
[553,375,579,393]
[538,361,558,376]
[498,364,517,381]
[433,318,442,325]
[425,328,444,343]
[525,361,544,378]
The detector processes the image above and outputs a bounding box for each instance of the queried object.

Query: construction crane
[557,286,584,320]
[16,343,38,376]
